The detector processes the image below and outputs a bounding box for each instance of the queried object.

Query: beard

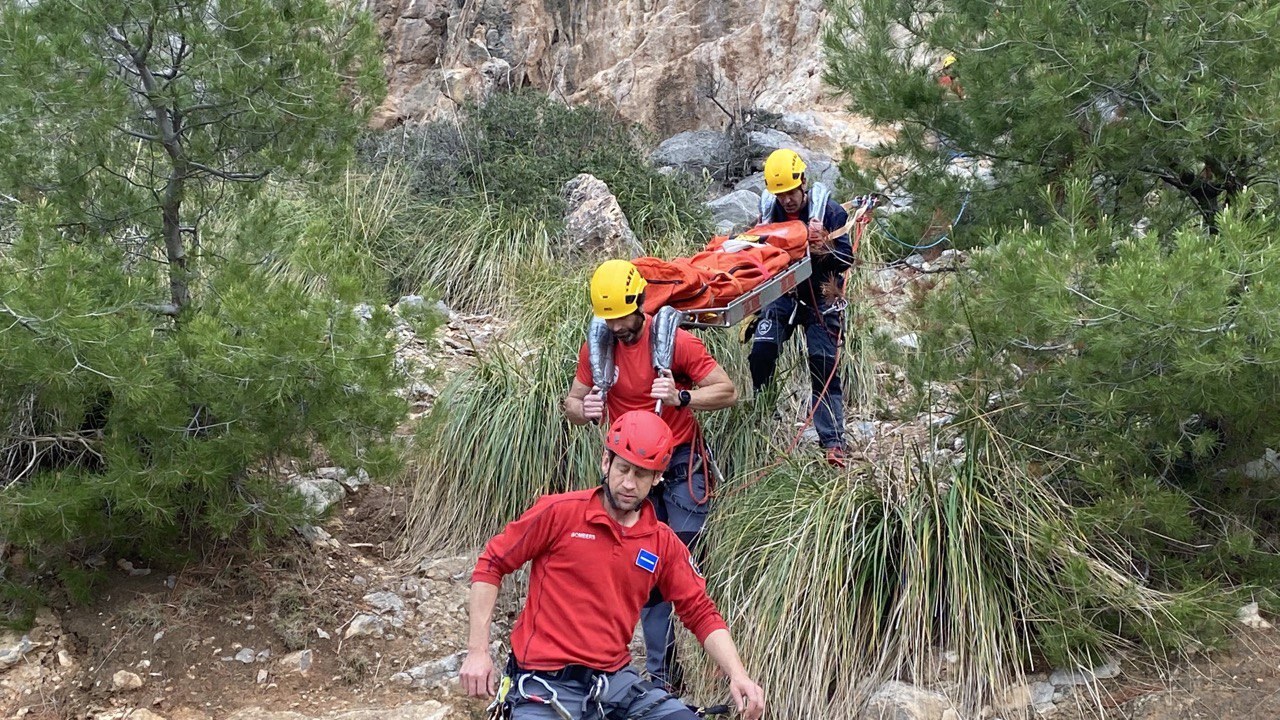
[602,482,644,513]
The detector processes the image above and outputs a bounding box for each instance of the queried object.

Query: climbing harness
[487,675,514,720]
[517,673,575,720]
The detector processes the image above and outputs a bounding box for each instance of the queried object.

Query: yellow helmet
[590,259,648,319]
[763,149,807,195]
[942,54,957,69]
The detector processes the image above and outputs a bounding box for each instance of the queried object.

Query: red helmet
[605,411,674,471]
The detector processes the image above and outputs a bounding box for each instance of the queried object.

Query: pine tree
[0,1,403,583]
[825,0,1280,237]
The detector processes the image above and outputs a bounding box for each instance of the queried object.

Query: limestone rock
[865,681,954,720]
[344,614,388,639]
[1048,658,1121,686]
[1238,602,1272,629]
[0,633,32,669]
[112,669,144,691]
[707,189,761,234]
[560,174,641,259]
[277,649,314,674]
[292,477,346,515]
[734,172,766,196]
[363,590,407,616]
[650,131,730,176]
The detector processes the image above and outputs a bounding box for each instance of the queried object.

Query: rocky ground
[4,258,1280,720]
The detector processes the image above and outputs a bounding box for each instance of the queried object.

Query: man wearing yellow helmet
[563,258,737,691]
[938,54,964,99]
[751,148,853,468]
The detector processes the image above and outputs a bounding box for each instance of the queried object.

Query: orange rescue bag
[633,221,808,313]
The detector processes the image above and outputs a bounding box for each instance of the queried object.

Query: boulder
[292,477,346,515]
[865,681,955,720]
[650,130,729,177]
[734,172,766,196]
[706,189,762,234]
[560,174,642,259]
[112,669,144,691]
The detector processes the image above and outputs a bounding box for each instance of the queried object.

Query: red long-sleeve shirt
[472,488,728,672]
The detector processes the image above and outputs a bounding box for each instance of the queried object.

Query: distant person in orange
[938,54,964,99]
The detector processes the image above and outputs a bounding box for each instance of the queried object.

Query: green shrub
[690,426,1215,717]
[360,90,712,311]
[0,200,407,569]
[916,184,1280,589]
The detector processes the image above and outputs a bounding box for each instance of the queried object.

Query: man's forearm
[702,628,750,679]
[467,581,501,652]
[690,381,737,411]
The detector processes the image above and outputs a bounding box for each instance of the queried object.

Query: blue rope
[872,190,972,251]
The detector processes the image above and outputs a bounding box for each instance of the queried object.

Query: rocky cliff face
[368,0,884,152]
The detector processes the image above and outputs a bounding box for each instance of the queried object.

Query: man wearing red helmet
[460,411,765,720]
[564,258,737,691]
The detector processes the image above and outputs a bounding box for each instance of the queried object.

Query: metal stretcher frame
[677,253,813,329]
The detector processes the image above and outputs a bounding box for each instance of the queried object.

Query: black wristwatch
[677,390,692,409]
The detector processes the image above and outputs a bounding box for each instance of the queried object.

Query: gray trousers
[641,442,711,686]
[509,666,697,720]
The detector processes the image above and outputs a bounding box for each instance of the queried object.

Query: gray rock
[293,477,346,515]
[352,303,375,321]
[0,634,31,669]
[650,130,729,177]
[235,647,257,664]
[400,652,464,688]
[706,189,762,234]
[344,613,388,639]
[256,668,269,684]
[277,648,313,673]
[1049,658,1120,686]
[746,128,805,157]
[894,333,920,350]
[395,295,427,310]
[734,172,766,196]
[866,680,955,719]
[363,590,407,616]
[560,173,641,259]
[1240,448,1280,481]
[1030,681,1056,705]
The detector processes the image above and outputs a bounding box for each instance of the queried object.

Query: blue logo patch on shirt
[635,549,659,573]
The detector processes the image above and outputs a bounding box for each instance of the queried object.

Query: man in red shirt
[563,259,736,690]
[460,411,765,720]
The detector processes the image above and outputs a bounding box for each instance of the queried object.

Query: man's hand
[808,218,831,255]
[650,371,681,407]
[581,386,605,422]
[459,650,497,698]
[728,673,766,720]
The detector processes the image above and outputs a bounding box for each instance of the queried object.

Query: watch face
[679,390,691,407]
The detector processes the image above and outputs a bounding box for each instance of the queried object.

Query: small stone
[316,628,331,640]
[256,668,269,684]
[0,634,32,669]
[1030,681,1055,705]
[352,575,368,587]
[345,614,387,639]
[57,649,75,668]
[112,670,144,691]
[153,630,165,643]
[1238,602,1273,629]
[278,649,313,674]
[255,649,271,663]
[363,591,407,616]
[234,648,256,664]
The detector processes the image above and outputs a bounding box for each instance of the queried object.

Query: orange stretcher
[631,196,879,329]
